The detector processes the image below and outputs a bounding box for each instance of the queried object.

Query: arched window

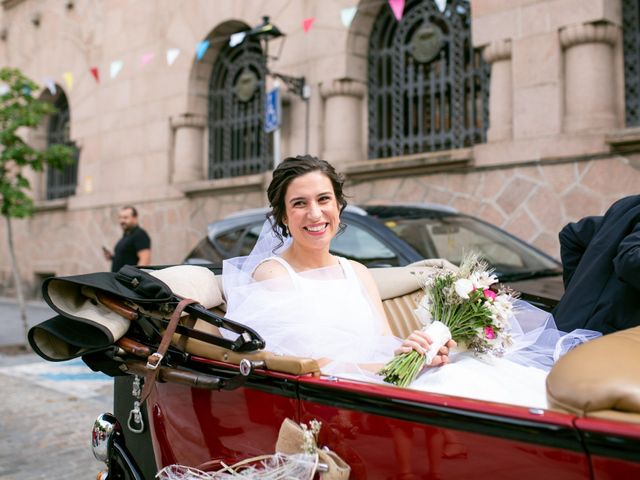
[208,37,269,179]
[46,92,79,200]
[623,0,640,127]
[368,0,489,159]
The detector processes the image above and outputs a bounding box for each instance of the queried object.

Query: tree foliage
[0,67,74,218]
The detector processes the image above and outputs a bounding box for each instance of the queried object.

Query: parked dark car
[185,204,564,307]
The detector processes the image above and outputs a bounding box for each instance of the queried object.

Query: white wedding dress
[224,255,595,410]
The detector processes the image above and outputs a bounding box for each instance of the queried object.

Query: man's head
[118,205,139,232]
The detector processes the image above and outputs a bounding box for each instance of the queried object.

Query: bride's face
[283,170,340,251]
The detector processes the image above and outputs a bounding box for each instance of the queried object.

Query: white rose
[454,278,474,299]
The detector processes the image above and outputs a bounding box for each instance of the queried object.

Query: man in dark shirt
[553,195,640,333]
[103,205,152,272]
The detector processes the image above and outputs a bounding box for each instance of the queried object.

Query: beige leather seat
[546,326,640,423]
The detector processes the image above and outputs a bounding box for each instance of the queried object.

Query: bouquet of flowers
[378,253,516,387]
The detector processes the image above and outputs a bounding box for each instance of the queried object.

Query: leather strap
[139,298,197,404]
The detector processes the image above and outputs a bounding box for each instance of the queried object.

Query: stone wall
[0,0,638,298]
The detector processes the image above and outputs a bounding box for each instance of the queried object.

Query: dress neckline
[265,255,353,283]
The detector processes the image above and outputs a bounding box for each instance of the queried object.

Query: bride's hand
[394,331,457,366]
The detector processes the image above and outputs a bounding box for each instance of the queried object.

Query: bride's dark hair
[267,155,347,245]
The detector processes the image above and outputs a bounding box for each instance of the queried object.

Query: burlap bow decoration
[275,418,351,480]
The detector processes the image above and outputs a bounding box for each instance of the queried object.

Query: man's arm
[613,222,640,290]
[559,215,603,287]
[134,229,152,266]
[137,248,151,266]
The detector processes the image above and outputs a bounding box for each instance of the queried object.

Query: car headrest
[546,326,640,415]
[147,265,223,309]
[370,259,457,300]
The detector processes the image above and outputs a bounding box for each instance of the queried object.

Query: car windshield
[375,213,560,278]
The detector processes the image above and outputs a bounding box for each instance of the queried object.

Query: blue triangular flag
[196,40,210,61]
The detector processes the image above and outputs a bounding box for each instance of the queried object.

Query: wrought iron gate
[368,0,489,159]
[623,0,640,127]
[208,37,269,179]
[46,93,78,200]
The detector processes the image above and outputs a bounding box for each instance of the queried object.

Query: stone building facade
[0,0,638,295]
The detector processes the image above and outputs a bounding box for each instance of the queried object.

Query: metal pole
[273,126,281,169]
[304,98,309,154]
[273,79,281,168]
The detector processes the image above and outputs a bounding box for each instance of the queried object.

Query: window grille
[208,37,269,179]
[368,0,489,159]
[623,0,640,127]
[46,93,78,200]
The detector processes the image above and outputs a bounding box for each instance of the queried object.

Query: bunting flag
[110,60,123,79]
[43,78,57,95]
[62,72,74,91]
[166,48,180,66]
[0,84,9,95]
[140,52,154,66]
[196,40,210,61]
[302,17,315,33]
[340,7,357,27]
[435,0,447,12]
[90,67,100,83]
[229,31,246,48]
[389,0,405,21]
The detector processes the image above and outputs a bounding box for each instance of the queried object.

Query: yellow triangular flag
[62,72,74,91]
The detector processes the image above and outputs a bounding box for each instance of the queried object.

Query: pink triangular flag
[303,17,315,33]
[141,52,154,66]
[389,0,405,21]
[90,67,100,83]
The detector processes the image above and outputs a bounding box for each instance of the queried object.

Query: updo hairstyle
[267,155,347,242]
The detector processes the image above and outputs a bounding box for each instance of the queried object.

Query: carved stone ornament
[234,68,259,103]
[411,24,443,64]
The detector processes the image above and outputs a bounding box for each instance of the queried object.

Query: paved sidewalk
[0,297,55,347]
[0,294,115,479]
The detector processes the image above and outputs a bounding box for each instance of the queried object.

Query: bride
[223,155,599,409]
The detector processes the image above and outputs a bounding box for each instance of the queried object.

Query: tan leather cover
[546,326,640,415]
[175,318,320,376]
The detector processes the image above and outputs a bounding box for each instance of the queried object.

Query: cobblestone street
[0,350,113,479]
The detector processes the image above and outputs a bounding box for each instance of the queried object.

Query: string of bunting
[35,0,448,94]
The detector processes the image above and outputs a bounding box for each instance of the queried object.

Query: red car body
[135,353,640,479]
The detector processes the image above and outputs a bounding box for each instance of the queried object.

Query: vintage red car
[30,264,640,479]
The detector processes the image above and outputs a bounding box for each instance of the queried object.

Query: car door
[297,375,593,479]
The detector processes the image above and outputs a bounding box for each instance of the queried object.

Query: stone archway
[172,20,251,184]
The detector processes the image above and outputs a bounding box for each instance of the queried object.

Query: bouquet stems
[378,321,451,387]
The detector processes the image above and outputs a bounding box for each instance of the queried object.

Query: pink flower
[484,326,496,339]
[483,289,497,301]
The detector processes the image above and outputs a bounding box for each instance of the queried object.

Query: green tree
[0,67,74,346]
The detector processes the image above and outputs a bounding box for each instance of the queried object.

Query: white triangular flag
[44,78,57,95]
[110,60,124,79]
[166,48,180,66]
[229,32,246,48]
[0,84,9,95]
[340,7,357,27]
[435,0,447,12]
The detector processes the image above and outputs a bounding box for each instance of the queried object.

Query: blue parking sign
[264,87,281,133]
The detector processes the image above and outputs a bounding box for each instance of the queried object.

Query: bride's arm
[349,260,394,335]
